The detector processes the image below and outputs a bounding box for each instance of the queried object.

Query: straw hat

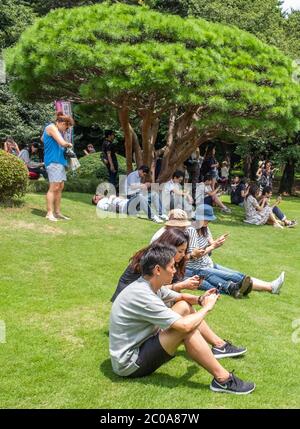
[165,209,191,227]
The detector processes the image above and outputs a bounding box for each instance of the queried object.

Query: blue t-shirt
[43,125,67,167]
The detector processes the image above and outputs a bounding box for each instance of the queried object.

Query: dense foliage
[6,2,300,180]
[0,150,28,201]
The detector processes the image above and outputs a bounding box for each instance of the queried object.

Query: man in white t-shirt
[124,165,167,221]
[162,170,194,216]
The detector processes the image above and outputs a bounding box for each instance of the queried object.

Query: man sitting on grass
[109,243,255,395]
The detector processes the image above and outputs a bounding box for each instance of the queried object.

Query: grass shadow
[31,208,47,218]
[100,358,207,390]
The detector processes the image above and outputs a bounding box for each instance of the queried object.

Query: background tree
[0,0,52,145]
[6,3,300,180]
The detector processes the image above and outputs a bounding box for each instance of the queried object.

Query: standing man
[102,130,118,190]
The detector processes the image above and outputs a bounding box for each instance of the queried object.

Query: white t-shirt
[97,196,128,212]
[163,180,181,194]
[125,170,141,196]
[18,149,30,165]
[221,167,229,178]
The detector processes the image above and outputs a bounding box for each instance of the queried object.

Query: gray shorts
[46,163,67,183]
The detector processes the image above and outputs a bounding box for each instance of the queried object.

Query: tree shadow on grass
[100,355,207,391]
[31,208,47,217]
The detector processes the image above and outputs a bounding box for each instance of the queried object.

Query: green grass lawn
[0,192,300,409]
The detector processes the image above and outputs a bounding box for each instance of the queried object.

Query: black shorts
[128,334,174,378]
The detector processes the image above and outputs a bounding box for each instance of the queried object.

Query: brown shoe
[239,276,252,296]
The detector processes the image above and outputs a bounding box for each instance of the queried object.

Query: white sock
[271,272,285,294]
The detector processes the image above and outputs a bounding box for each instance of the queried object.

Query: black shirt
[231,183,246,205]
[102,139,118,170]
[111,265,182,302]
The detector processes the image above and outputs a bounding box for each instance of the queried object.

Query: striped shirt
[186,226,214,270]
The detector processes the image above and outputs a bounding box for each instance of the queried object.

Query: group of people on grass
[109,205,286,395]
[5,113,293,396]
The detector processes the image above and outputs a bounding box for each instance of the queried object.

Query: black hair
[140,243,177,277]
[262,186,272,195]
[204,173,213,182]
[104,130,115,138]
[247,183,259,199]
[138,165,150,174]
[172,170,185,179]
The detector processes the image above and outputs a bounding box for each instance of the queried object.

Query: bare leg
[251,277,272,293]
[198,320,225,348]
[54,182,64,215]
[159,301,229,382]
[213,195,227,210]
[46,183,58,216]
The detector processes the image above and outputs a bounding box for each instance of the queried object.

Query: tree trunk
[158,130,217,183]
[118,108,133,174]
[279,159,295,195]
[243,154,252,178]
[130,124,143,167]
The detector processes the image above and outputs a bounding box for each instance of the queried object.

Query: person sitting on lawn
[201,174,231,214]
[83,143,96,156]
[244,184,283,228]
[230,176,249,207]
[260,187,297,228]
[92,192,163,224]
[162,170,194,217]
[185,204,285,297]
[109,243,255,394]
[4,137,20,156]
[150,209,191,243]
[111,228,204,302]
[124,165,167,222]
[18,142,48,180]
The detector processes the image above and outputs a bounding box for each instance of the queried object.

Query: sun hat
[191,204,216,229]
[165,209,191,227]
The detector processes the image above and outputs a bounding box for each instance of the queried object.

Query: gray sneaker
[210,372,255,395]
[212,340,247,359]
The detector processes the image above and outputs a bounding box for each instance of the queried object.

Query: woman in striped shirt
[185,205,285,298]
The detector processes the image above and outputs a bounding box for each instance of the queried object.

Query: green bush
[27,177,101,194]
[0,150,28,202]
[68,152,128,180]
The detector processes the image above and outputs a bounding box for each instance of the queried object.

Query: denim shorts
[127,334,174,378]
[46,163,67,183]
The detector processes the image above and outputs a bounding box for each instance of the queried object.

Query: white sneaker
[221,207,231,214]
[273,222,284,229]
[271,271,285,294]
[46,214,58,222]
[152,215,163,224]
[159,214,169,221]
